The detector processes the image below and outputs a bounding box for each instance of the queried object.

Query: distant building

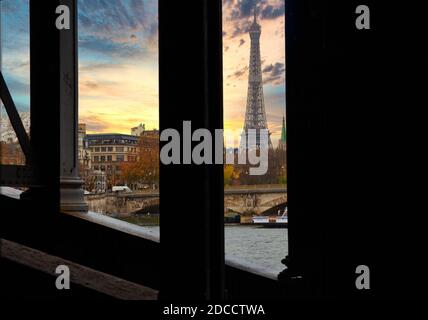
[81,124,160,191]
[134,128,160,189]
[86,133,139,189]
[131,123,145,136]
[78,124,91,177]
[140,129,159,138]
[0,140,25,165]
[139,130,159,151]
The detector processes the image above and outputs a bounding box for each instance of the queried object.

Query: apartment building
[86,133,139,188]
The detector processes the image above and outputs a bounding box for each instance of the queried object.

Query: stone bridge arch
[224,189,287,215]
[258,202,287,216]
[131,198,159,215]
[258,194,287,211]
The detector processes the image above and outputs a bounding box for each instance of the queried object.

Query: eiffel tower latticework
[240,8,273,150]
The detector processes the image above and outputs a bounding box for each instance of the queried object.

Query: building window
[116,147,124,152]
[100,156,106,162]
[101,147,106,152]
[116,154,125,162]
[95,147,100,152]
[107,155,112,162]
[108,147,113,152]
[94,156,99,162]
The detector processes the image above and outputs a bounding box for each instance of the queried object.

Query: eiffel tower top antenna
[253,4,257,23]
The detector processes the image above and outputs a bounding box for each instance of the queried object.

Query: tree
[233,147,287,186]
[120,132,159,188]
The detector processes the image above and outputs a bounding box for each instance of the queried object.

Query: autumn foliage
[120,133,159,188]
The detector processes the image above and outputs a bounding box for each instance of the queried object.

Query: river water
[140,225,288,277]
[225,225,288,276]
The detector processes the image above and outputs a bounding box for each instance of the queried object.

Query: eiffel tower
[239,7,273,151]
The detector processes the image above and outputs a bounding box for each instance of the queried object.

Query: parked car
[112,186,132,193]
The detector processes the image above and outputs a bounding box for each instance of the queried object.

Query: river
[138,225,288,277]
[225,225,288,276]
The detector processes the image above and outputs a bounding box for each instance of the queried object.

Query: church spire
[277,115,286,150]
[281,116,286,142]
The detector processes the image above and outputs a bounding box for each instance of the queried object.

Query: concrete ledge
[63,210,160,243]
[226,254,279,281]
[0,187,23,200]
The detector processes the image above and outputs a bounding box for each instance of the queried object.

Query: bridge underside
[133,204,160,215]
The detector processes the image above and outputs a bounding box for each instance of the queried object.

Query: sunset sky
[0,0,30,114]
[223,0,285,146]
[1,0,285,145]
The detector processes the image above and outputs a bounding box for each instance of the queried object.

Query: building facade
[78,124,91,180]
[86,133,139,190]
[0,139,26,166]
[138,129,160,189]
